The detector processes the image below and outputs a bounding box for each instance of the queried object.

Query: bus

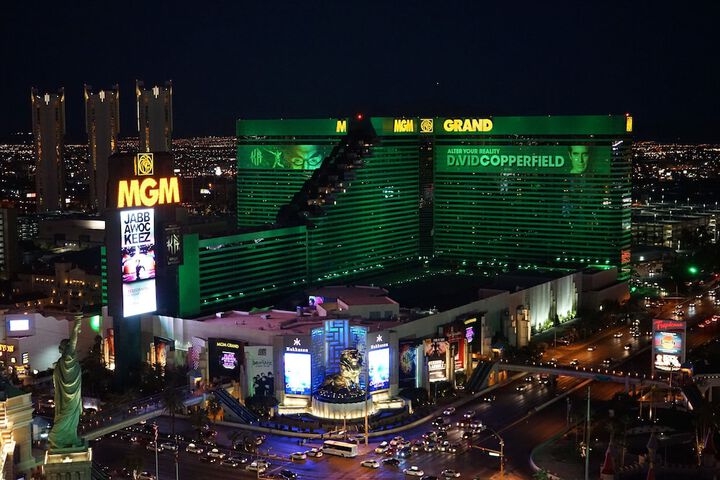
[322,440,358,458]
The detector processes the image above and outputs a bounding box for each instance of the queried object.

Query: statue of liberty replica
[43,317,92,480]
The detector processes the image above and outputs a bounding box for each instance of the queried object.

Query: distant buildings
[136,80,173,153]
[84,84,120,212]
[0,206,18,279]
[30,88,65,212]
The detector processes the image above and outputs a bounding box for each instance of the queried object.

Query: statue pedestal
[43,446,92,480]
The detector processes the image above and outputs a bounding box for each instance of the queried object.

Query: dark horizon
[2,1,719,143]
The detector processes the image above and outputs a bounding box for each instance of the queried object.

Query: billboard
[368,347,390,392]
[237,145,333,170]
[435,145,610,175]
[120,208,157,317]
[424,338,449,383]
[284,352,312,395]
[208,339,242,380]
[245,346,274,397]
[399,340,419,389]
[651,319,686,373]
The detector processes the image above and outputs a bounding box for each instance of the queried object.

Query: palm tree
[162,387,184,439]
[693,401,716,465]
[206,397,224,423]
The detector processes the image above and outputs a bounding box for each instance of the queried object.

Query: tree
[189,407,207,434]
[206,397,224,423]
[162,387,184,439]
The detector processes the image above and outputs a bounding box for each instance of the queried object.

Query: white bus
[322,440,358,458]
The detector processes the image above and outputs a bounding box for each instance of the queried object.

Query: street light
[473,426,505,477]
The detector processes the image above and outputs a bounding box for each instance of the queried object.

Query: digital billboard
[651,319,686,373]
[208,339,242,380]
[368,347,390,392]
[237,145,333,170]
[5,315,34,337]
[399,340,418,389]
[424,338,449,383]
[245,346,274,397]
[284,352,312,395]
[120,208,157,317]
[435,145,611,174]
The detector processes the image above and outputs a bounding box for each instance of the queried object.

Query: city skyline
[2,2,720,142]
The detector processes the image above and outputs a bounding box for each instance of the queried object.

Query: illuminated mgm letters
[117,177,180,208]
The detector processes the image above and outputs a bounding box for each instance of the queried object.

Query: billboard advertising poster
[309,296,324,308]
[245,346,274,397]
[399,340,418,389]
[208,339,243,380]
[651,319,686,373]
[284,352,312,395]
[120,208,157,317]
[424,338,448,383]
[435,145,610,175]
[368,347,390,392]
[238,145,333,170]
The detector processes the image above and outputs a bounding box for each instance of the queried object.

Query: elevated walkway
[499,360,668,387]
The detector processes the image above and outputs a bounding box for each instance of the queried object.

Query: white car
[404,466,425,477]
[185,443,203,454]
[361,459,380,468]
[442,469,461,478]
[207,448,226,459]
[375,441,389,453]
[290,452,307,461]
[305,448,323,457]
[443,407,456,416]
[587,345,597,352]
[246,462,266,474]
[613,332,623,338]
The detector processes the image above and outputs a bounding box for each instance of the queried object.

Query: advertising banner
[284,352,312,395]
[237,145,333,170]
[399,340,419,389]
[245,346,274,397]
[368,347,390,392]
[208,339,243,380]
[435,145,610,175]
[651,319,686,373]
[164,224,183,266]
[120,208,157,317]
[424,338,449,383]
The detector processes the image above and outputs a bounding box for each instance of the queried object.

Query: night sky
[2,1,719,142]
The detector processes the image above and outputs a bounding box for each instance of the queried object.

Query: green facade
[174,115,631,317]
[236,119,347,227]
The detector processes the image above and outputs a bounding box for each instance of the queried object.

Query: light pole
[473,426,505,477]
[364,362,370,446]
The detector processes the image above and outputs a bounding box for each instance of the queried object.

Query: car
[146,443,162,452]
[361,459,381,468]
[463,410,475,419]
[306,448,323,457]
[524,375,534,383]
[404,466,425,477]
[624,343,632,350]
[411,441,423,452]
[290,452,307,461]
[448,443,460,453]
[136,473,156,480]
[398,446,413,458]
[443,407,456,416]
[548,357,559,366]
[456,420,468,428]
[436,430,448,440]
[570,359,580,366]
[245,462,267,473]
[383,458,400,467]
[601,358,613,367]
[613,332,623,338]
[421,476,439,480]
[539,374,551,384]
[515,384,529,392]
[185,442,204,454]
[384,448,396,456]
[160,442,178,452]
[461,431,473,440]
[220,458,241,468]
[437,423,451,432]
[469,421,484,430]
[424,441,437,452]
[587,345,597,352]
[481,394,496,402]
[422,431,437,441]
[432,417,446,427]
[438,440,451,452]
[279,470,298,479]
[199,455,217,464]
[375,441,389,453]
[442,470,461,478]
[207,448,226,459]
